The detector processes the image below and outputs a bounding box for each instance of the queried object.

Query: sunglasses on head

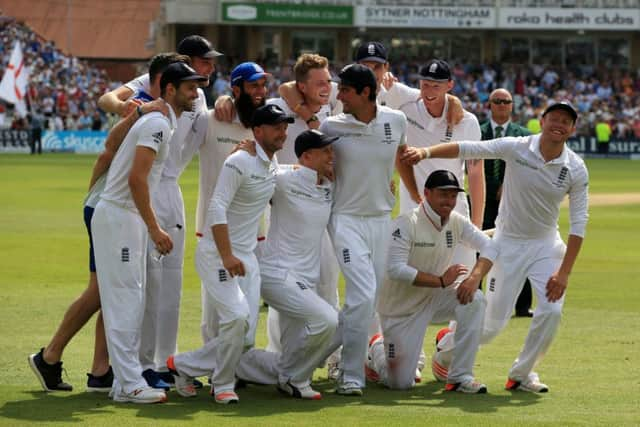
[490,99,513,105]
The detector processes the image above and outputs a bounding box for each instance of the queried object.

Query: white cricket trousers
[371,289,486,389]
[91,200,149,393]
[240,270,338,386]
[265,230,340,353]
[174,239,261,393]
[482,231,567,381]
[140,177,185,371]
[318,213,391,388]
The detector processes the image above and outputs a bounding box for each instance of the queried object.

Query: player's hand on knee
[214,95,235,122]
[150,227,173,255]
[456,278,479,305]
[545,271,568,302]
[222,255,245,277]
[442,264,469,288]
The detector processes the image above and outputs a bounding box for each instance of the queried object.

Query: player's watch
[136,105,145,117]
[306,115,318,125]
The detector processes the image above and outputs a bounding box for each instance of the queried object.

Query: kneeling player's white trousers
[239,270,338,386]
[482,231,566,382]
[322,213,391,388]
[266,230,340,354]
[92,200,149,394]
[174,239,260,393]
[141,177,185,372]
[372,288,486,389]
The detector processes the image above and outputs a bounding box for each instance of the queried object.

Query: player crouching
[366,170,496,393]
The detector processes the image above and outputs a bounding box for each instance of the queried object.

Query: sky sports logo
[42,130,107,153]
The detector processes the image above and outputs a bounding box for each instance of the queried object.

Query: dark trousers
[30,129,42,154]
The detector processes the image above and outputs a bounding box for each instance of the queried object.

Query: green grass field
[0,155,639,426]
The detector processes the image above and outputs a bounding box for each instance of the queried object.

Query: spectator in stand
[595,117,612,154]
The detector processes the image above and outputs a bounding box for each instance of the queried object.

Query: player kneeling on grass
[366,170,496,393]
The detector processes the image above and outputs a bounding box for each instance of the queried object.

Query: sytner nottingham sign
[354,6,495,28]
[221,2,353,26]
[499,8,640,30]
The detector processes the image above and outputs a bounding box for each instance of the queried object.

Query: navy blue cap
[542,101,578,122]
[251,104,294,127]
[425,170,464,192]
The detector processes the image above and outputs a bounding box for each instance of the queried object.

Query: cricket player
[366,170,495,393]
[91,62,206,404]
[172,130,339,401]
[167,104,292,404]
[192,61,269,347]
[406,101,589,393]
[315,64,411,396]
[98,35,222,389]
[262,54,340,355]
[482,88,533,317]
[27,54,181,393]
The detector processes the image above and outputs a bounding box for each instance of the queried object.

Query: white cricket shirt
[458,134,589,238]
[319,106,406,216]
[125,72,208,180]
[259,166,333,285]
[266,97,333,164]
[190,112,254,236]
[99,106,177,211]
[399,97,481,214]
[204,143,277,253]
[378,202,498,317]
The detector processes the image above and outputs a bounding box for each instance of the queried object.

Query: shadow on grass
[1,379,543,423]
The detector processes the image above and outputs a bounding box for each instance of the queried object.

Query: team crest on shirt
[152,131,163,144]
[440,125,453,143]
[554,166,569,188]
[382,123,393,144]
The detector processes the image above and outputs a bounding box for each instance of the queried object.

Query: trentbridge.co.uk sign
[221,2,353,26]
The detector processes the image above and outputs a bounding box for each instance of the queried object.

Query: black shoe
[142,368,171,391]
[515,309,534,318]
[28,348,73,392]
[86,366,114,392]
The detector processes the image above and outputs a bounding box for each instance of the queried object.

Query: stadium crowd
[1,19,639,139]
[0,20,119,132]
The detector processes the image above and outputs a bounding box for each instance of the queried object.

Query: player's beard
[235,91,265,128]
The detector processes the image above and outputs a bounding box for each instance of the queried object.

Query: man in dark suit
[481,88,533,317]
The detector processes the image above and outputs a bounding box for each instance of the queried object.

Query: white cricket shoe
[336,382,363,396]
[277,381,322,400]
[112,386,167,404]
[445,379,487,394]
[506,372,549,393]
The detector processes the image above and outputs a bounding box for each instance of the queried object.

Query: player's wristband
[306,115,318,125]
[422,147,431,159]
[439,276,445,288]
[136,105,145,117]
